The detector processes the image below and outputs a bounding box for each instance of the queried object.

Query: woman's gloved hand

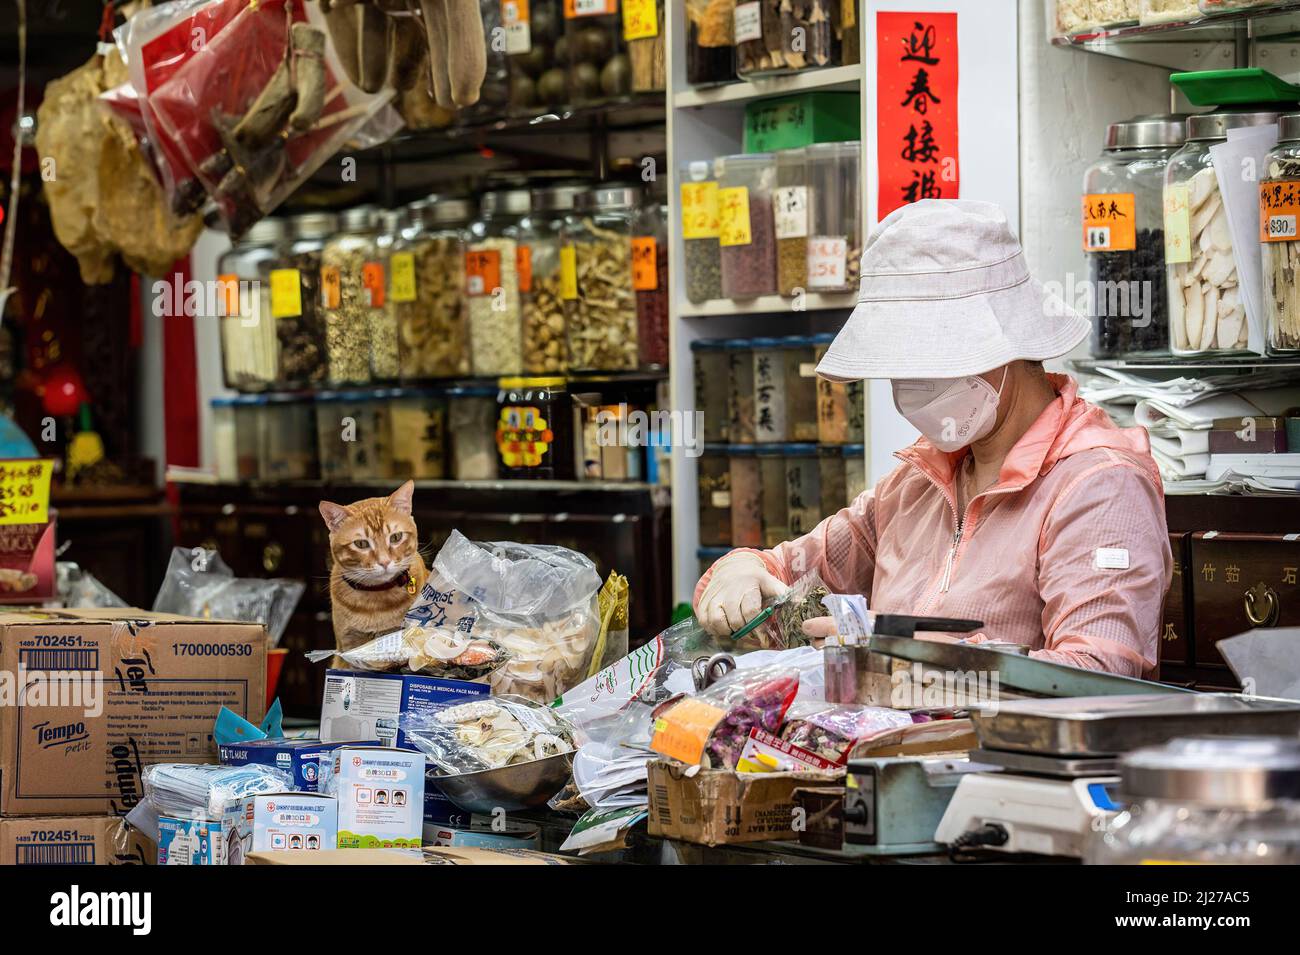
[695,553,789,638]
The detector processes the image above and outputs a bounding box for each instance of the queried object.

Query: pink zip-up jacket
[695,375,1172,677]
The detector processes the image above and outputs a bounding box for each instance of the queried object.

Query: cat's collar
[343,570,417,595]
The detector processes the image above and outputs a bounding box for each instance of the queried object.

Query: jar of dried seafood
[467,189,529,377]
[563,185,639,371]
[281,212,334,388]
[1164,109,1282,355]
[520,185,586,374]
[321,206,380,386]
[397,197,473,380]
[371,208,406,382]
[1262,113,1300,355]
[217,217,286,392]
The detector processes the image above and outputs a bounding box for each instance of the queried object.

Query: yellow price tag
[0,460,54,526]
[680,181,720,240]
[268,269,302,319]
[560,245,578,300]
[622,0,658,40]
[718,186,752,247]
[389,252,418,302]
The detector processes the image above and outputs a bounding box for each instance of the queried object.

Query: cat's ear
[388,480,415,515]
[319,500,351,531]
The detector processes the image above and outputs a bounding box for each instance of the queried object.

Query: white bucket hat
[815,199,1089,381]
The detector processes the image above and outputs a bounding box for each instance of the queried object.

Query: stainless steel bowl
[427,753,574,814]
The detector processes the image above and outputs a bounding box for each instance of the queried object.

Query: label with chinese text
[681,181,721,239]
[0,460,53,526]
[1082,193,1137,252]
[1163,183,1191,265]
[465,249,502,297]
[362,262,386,308]
[773,186,809,239]
[1259,178,1300,243]
[718,187,752,247]
[632,236,657,290]
[389,252,417,302]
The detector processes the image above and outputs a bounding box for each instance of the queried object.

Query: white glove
[695,553,789,638]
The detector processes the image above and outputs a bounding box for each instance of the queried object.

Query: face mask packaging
[157,801,253,866]
[320,670,490,748]
[218,738,372,791]
[252,794,339,853]
[321,747,425,849]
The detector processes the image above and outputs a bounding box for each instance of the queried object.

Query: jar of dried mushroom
[371,208,406,382]
[624,0,666,91]
[467,189,529,377]
[805,141,861,293]
[774,148,809,296]
[388,387,447,479]
[446,384,500,480]
[396,197,473,380]
[563,185,639,371]
[217,217,286,392]
[1262,113,1300,355]
[281,212,334,388]
[520,185,586,375]
[632,188,669,369]
[1165,108,1282,356]
[1083,114,1185,357]
[686,0,736,85]
[564,0,627,106]
[734,0,841,78]
[321,206,380,386]
[717,153,778,299]
[692,338,730,442]
[680,159,723,303]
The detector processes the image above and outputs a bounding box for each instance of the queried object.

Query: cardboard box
[247,846,578,865]
[646,759,842,847]
[0,815,154,865]
[0,608,267,816]
[252,793,338,853]
[219,738,367,791]
[325,746,424,849]
[319,669,488,746]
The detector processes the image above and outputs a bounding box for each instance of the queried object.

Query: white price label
[1266,214,1298,240]
[774,186,808,240]
[711,491,732,508]
[734,1,762,43]
[807,236,848,289]
[502,0,531,53]
[1085,225,1112,251]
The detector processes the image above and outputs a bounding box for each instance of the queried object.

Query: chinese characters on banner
[875,12,960,220]
[0,460,53,526]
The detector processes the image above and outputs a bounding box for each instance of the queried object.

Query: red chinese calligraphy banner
[876,11,960,220]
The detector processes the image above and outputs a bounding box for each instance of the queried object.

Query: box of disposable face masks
[323,746,424,849]
[319,669,488,747]
[157,797,254,866]
[218,738,370,792]
[252,793,338,853]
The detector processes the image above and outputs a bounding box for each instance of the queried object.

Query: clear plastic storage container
[260,394,317,480]
[758,445,787,546]
[692,338,731,442]
[313,391,351,482]
[681,159,723,303]
[1199,0,1283,13]
[446,384,500,481]
[717,153,778,299]
[564,185,639,371]
[728,445,763,548]
[812,333,864,444]
[698,447,733,548]
[805,141,861,293]
[784,444,821,538]
[210,397,240,481]
[774,148,809,296]
[685,0,736,86]
[217,218,285,392]
[389,388,447,479]
[1165,108,1283,355]
[321,206,380,386]
[397,197,474,380]
[844,443,867,504]
[734,0,840,77]
[1047,0,1141,38]
[725,338,756,443]
[1084,114,1185,357]
[1140,0,1202,23]
[280,212,334,388]
[564,0,627,107]
[633,186,669,369]
[467,189,529,377]
[521,185,585,375]
[346,388,395,481]
[1261,113,1300,355]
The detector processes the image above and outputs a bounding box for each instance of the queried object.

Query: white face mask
[892,370,1007,452]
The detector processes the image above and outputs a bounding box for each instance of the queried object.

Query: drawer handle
[263,541,284,574]
[1244,582,1280,628]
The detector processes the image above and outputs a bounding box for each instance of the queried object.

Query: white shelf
[672,65,862,109]
[678,292,858,318]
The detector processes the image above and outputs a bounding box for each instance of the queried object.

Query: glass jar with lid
[217,217,285,392]
[347,388,395,481]
[371,208,405,381]
[632,184,669,369]
[467,189,529,377]
[563,0,626,106]
[564,185,639,371]
[624,0,665,92]
[680,159,723,303]
[520,185,585,375]
[281,212,334,388]
[446,384,499,480]
[495,376,574,480]
[1165,108,1284,355]
[1088,736,1300,865]
[314,391,352,482]
[1139,1,1195,25]
[774,148,809,296]
[396,196,474,380]
[463,0,513,121]
[260,394,318,480]
[685,0,736,86]
[389,387,447,479]
[506,0,564,114]
[321,206,380,385]
[735,0,841,78]
[805,141,861,293]
[1084,114,1185,357]
[1261,112,1300,355]
[716,153,778,299]
[1048,0,1141,37]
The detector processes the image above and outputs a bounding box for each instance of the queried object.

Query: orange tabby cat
[319,480,428,659]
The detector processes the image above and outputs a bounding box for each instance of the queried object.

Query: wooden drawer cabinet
[1159,532,1191,671]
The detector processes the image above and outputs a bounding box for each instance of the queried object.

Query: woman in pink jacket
[695,200,1172,678]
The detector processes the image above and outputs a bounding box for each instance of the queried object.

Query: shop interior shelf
[677,291,858,318]
[1071,355,1300,372]
[167,471,663,495]
[673,64,862,110]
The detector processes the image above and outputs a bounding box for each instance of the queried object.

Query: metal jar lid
[531,184,587,212]
[339,205,378,232]
[290,212,338,240]
[481,189,531,216]
[427,197,474,225]
[377,207,407,234]
[1122,736,1300,810]
[578,185,639,211]
[242,217,286,245]
[1186,108,1288,142]
[1279,112,1300,144]
[1104,114,1188,150]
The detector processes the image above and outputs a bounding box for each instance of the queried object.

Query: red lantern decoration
[41,365,88,418]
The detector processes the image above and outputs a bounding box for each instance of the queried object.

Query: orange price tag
[517,244,534,293]
[650,698,727,765]
[1259,178,1300,243]
[631,236,657,290]
[465,249,502,297]
[217,272,240,316]
[320,266,341,309]
[362,262,386,308]
[1082,193,1137,252]
[564,0,615,17]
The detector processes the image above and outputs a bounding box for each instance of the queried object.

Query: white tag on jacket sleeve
[1094,547,1130,570]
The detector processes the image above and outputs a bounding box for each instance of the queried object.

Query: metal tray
[971,693,1300,757]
